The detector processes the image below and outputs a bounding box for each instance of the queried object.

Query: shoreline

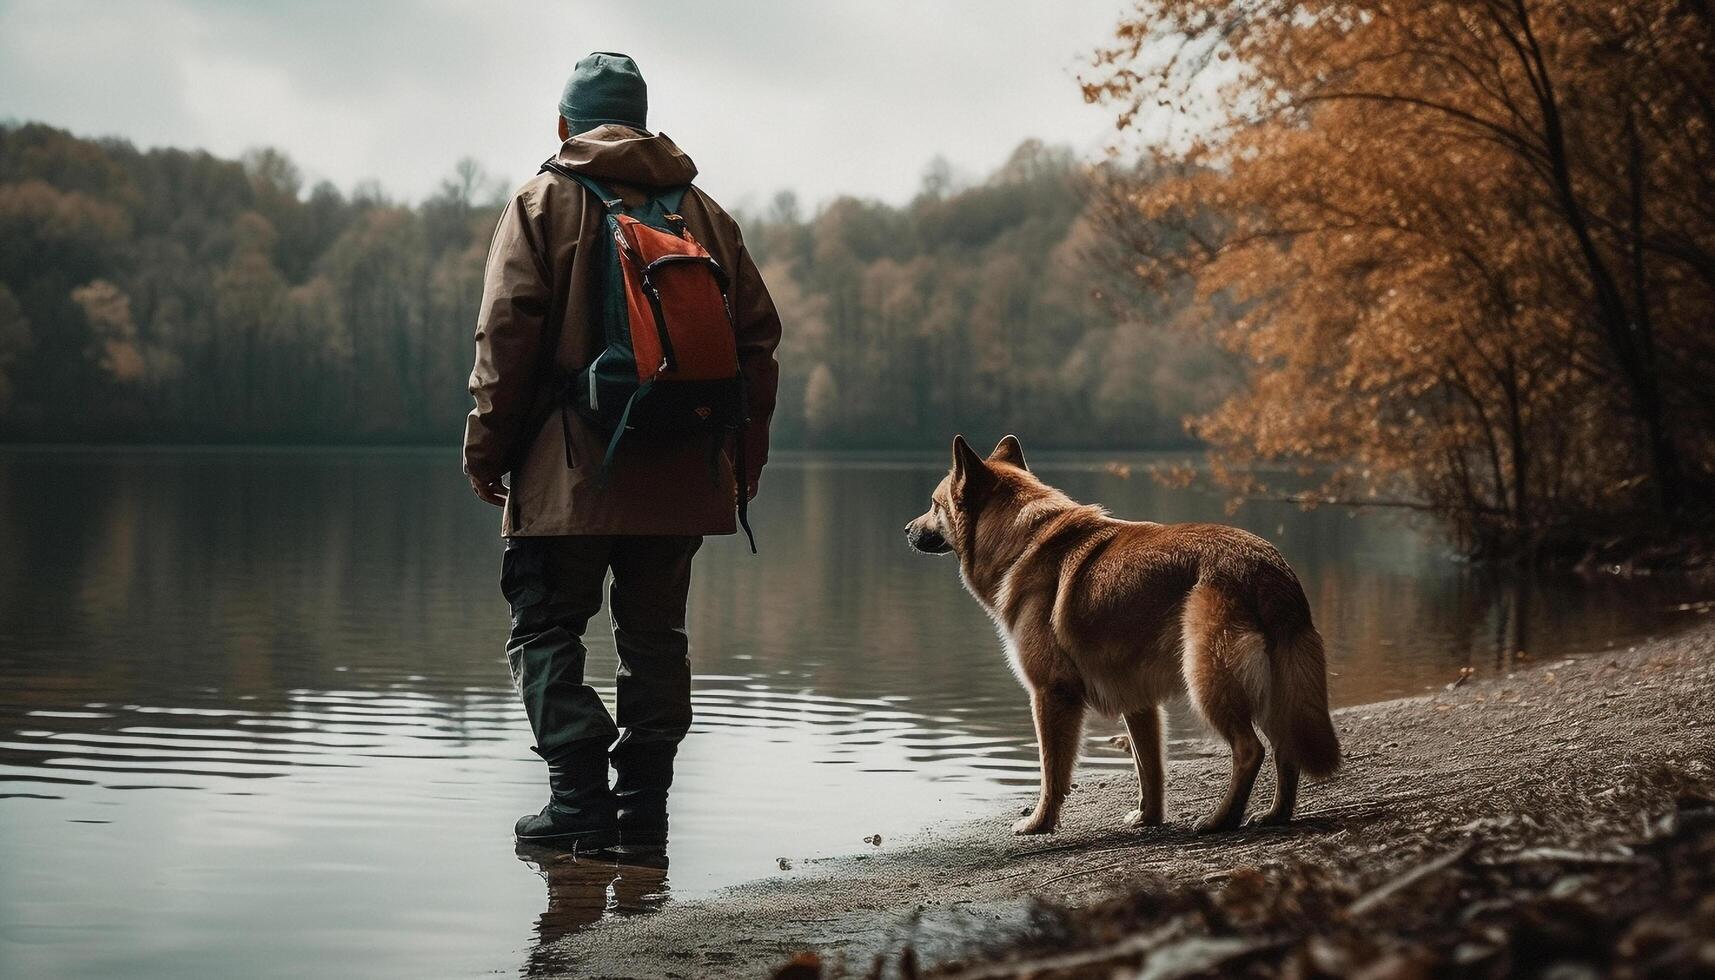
[537,622,1715,978]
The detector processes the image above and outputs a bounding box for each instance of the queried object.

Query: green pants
[501,535,702,781]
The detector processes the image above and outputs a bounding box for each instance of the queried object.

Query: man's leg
[503,535,619,845]
[606,535,701,854]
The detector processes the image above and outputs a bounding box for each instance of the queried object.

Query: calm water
[1,448,1706,978]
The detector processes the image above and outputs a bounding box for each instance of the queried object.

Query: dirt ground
[537,623,1715,979]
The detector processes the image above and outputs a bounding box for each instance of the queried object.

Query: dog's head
[905,434,1030,557]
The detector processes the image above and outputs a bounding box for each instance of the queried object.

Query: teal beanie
[558,52,648,134]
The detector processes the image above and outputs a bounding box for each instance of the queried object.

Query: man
[463,52,781,855]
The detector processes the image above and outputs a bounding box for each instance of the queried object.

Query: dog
[906,435,1341,835]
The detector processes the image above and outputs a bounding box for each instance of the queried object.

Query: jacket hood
[552,125,698,189]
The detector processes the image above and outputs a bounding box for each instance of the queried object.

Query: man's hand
[746,479,759,502]
[469,473,509,508]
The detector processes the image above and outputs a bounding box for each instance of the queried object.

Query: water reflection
[513,846,670,978]
[0,448,1706,978]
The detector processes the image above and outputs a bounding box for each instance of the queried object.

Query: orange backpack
[539,160,754,549]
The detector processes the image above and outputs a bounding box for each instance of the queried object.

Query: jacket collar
[553,125,698,188]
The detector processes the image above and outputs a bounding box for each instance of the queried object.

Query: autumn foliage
[1086,0,1715,557]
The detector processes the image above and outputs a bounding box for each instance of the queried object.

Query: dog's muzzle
[905,523,951,555]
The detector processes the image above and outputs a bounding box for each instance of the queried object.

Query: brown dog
[906,435,1341,834]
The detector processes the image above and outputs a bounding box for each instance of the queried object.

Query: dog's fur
[906,435,1342,835]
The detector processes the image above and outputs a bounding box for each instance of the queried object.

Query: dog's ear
[989,434,1028,471]
[951,434,995,498]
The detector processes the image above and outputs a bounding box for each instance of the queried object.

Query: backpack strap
[600,384,644,474]
[656,185,689,219]
[735,427,756,554]
[538,159,690,220]
[535,159,623,477]
[538,159,625,211]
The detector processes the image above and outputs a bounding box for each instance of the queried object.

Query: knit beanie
[558,52,648,134]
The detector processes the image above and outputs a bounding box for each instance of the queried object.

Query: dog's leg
[1197,722,1263,833]
[1183,590,1266,833]
[1258,756,1299,825]
[1122,706,1164,828]
[1013,686,1085,835]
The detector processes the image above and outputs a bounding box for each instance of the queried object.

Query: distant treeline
[742,142,1229,449]
[0,122,1224,449]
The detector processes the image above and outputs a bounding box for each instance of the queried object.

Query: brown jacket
[463,126,782,537]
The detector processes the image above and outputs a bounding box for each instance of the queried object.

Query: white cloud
[0,0,1130,209]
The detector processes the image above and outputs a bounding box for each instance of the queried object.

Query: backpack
[538,160,755,551]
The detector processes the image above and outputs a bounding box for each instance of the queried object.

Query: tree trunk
[1512,0,1684,514]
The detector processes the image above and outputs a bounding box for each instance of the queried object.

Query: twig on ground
[1136,934,1292,980]
[1038,860,1130,888]
[1480,847,1645,867]
[933,920,1187,980]
[1296,785,1466,820]
[1347,840,1479,917]
[967,868,1036,887]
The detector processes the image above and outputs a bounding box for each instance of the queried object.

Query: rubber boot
[610,739,675,856]
[515,747,618,851]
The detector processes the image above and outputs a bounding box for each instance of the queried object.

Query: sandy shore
[536,623,1715,978]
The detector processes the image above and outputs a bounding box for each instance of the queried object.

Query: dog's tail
[1264,627,1342,777]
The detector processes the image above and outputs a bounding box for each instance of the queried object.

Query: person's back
[463,52,781,855]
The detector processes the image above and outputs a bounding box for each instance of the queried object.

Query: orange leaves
[1091,0,1715,552]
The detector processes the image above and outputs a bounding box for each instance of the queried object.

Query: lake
[0,447,1705,978]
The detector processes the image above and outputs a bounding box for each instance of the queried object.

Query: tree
[1085,0,1715,555]
[803,363,839,442]
[0,284,29,409]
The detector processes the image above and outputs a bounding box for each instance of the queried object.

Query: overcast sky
[0,0,1133,211]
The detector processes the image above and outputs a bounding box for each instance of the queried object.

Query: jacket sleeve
[463,193,554,484]
[730,237,782,487]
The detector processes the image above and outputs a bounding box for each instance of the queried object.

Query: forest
[0,122,1224,451]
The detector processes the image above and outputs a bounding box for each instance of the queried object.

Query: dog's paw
[1250,809,1293,828]
[1012,814,1056,835]
[1193,812,1242,834]
[1123,807,1163,829]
